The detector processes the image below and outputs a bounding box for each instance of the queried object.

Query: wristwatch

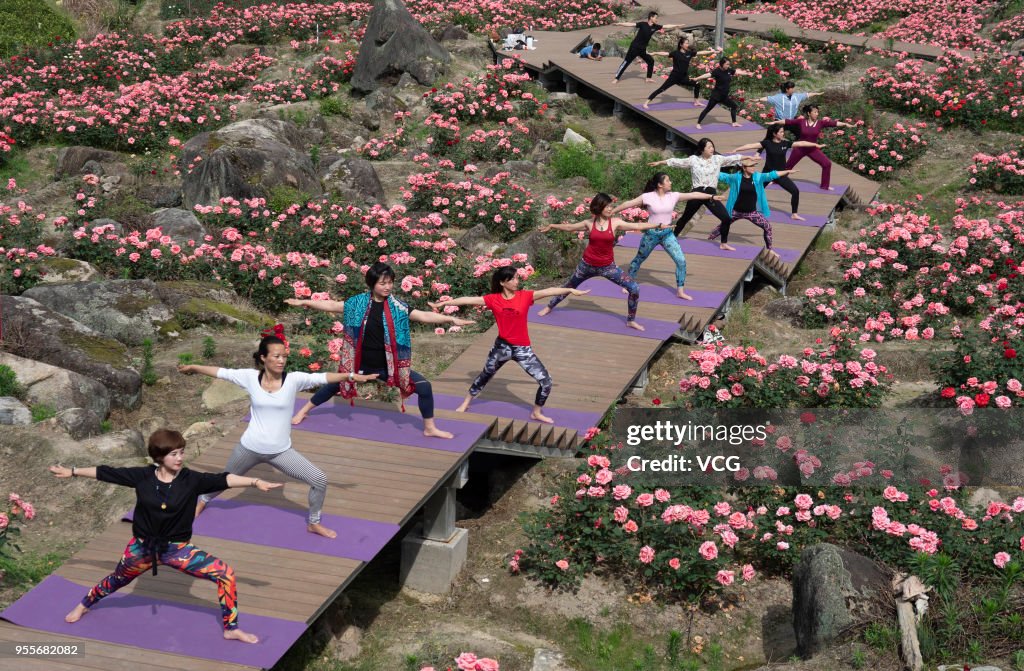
[348,372,355,382]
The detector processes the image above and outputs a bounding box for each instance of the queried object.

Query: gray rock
[150,208,207,242]
[82,160,105,177]
[137,416,168,440]
[764,296,805,325]
[89,218,124,235]
[547,92,576,102]
[80,429,145,459]
[37,258,102,284]
[55,146,123,179]
[938,666,1001,671]
[23,280,175,346]
[183,421,219,442]
[55,407,103,439]
[351,0,450,93]
[967,487,1004,511]
[484,161,536,178]
[350,107,381,131]
[532,649,572,671]
[180,119,322,209]
[562,128,591,147]
[457,224,500,254]
[0,397,31,425]
[364,89,408,116]
[328,625,363,662]
[319,155,387,205]
[436,25,469,42]
[202,379,250,410]
[505,231,577,274]
[792,543,889,658]
[0,351,111,420]
[0,296,142,409]
[137,184,183,209]
[560,175,590,189]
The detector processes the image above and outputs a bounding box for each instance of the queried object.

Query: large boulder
[457,224,500,255]
[180,119,322,209]
[136,184,183,209]
[0,351,111,420]
[79,429,146,460]
[154,281,269,330]
[319,155,387,205]
[149,208,207,242]
[505,231,579,275]
[0,296,142,409]
[0,397,31,425]
[55,146,123,179]
[351,0,450,93]
[792,543,889,658]
[36,257,102,284]
[54,407,103,440]
[23,280,176,346]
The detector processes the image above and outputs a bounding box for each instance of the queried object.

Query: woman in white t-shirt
[178,335,375,538]
[612,173,714,300]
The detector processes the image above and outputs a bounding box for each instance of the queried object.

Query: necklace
[155,470,177,510]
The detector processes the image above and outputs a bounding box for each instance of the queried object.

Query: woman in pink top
[536,193,670,331]
[770,103,855,190]
[613,173,714,300]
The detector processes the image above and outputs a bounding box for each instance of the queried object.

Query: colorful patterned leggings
[627,227,687,287]
[547,260,640,321]
[708,210,774,249]
[83,537,238,630]
[469,339,553,406]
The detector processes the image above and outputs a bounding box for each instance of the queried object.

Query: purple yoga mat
[767,180,847,196]
[766,211,828,227]
[675,119,762,133]
[1,575,307,668]
[247,401,484,454]
[432,393,603,434]
[528,305,679,341]
[679,238,762,260]
[770,248,803,264]
[634,101,702,111]
[581,278,728,309]
[124,499,399,562]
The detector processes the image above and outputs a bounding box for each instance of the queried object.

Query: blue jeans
[309,368,434,419]
[628,227,687,287]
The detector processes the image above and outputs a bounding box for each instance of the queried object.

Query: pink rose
[715,569,735,586]
[455,653,478,670]
[555,559,569,571]
[476,659,500,671]
[699,541,718,560]
[994,552,1011,569]
[623,520,639,533]
[612,485,632,500]
[668,557,681,570]
[742,564,755,581]
[638,545,655,564]
[613,506,629,523]
[636,493,654,507]
[0,513,8,530]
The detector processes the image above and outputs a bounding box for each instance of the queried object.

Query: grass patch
[0,551,68,589]
[549,143,695,197]
[0,0,76,59]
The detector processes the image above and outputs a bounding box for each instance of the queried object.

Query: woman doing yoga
[644,38,720,109]
[695,57,755,129]
[733,124,824,221]
[769,104,854,191]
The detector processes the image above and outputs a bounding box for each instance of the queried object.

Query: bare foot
[537,306,552,317]
[677,288,694,300]
[65,604,88,623]
[194,499,207,519]
[530,410,555,424]
[308,522,337,539]
[731,122,743,127]
[791,213,805,221]
[826,186,835,191]
[626,320,646,332]
[621,287,629,294]
[720,244,737,251]
[224,629,259,644]
[694,123,702,130]
[611,78,619,85]
[291,411,308,425]
[423,421,454,439]
[455,399,471,413]
[645,78,655,83]
[643,101,651,109]
[694,101,705,107]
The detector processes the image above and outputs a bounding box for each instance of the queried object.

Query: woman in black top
[644,38,720,109]
[733,125,824,220]
[611,12,683,83]
[50,429,283,644]
[695,57,755,129]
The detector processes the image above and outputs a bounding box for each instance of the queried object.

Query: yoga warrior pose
[649,138,744,242]
[695,57,755,129]
[709,157,799,256]
[770,104,855,191]
[759,81,822,121]
[285,263,474,439]
[612,173,715,300]
[428,267,588,423]
[733,124,824,221]
[536,192,666,331]
[643,38,720,109]
[179,334,376,538]
[612,12,682,84]
[50,429,283,643]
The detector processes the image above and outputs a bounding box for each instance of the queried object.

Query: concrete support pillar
[399,462,470,593]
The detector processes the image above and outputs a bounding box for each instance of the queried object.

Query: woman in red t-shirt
[429,267,588,423]
[537,192,665,331]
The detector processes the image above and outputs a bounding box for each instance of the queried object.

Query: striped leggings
[470,339,553,406]
[708,210,774,249]
[83,537,238,630]
[547,259,640,321]
[200,443,328,524]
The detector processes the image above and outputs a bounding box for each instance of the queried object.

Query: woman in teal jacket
[709,157,798,257]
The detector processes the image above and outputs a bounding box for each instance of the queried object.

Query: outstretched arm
[772,169,799,179]
[428,296,488,309]
[225,474,283,492]
[409,309,476,327]
[692,72,713,82]
[50,465,98,479]
[533,287,590,300]
[538,220,590,233]
[324,371,380,384]
[284,298,345,313]
[178,364,221,378]
[696,48,721,56]
[735,68,756,76]
[834,120,856,128]
[733,142,761,152]
[612,196,645,214]
[792,141,824,149]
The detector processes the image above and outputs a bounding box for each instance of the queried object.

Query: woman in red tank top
[537,192,665,331]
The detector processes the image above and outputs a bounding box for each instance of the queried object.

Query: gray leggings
[469,339,553,406]
[199,442,328,524]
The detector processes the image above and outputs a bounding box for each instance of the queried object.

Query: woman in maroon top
[770,104,855,190]
[536,193,665,331]
[429,267,588,423]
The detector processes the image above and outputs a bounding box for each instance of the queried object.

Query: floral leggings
[547,260,640,320]
[708,210,774,249]
[469,339,553,406]
[83,537,238,630]
[627,227,687,287]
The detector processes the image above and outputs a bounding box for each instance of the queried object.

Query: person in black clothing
[732,125,824,221]
[612,12,683,84]
[285,263,475,438]
[695,57,755,129]
[50,429,283,643]
[644,38,721,109]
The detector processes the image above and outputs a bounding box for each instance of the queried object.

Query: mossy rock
[176,297,269,329]
[58,329,129,367]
